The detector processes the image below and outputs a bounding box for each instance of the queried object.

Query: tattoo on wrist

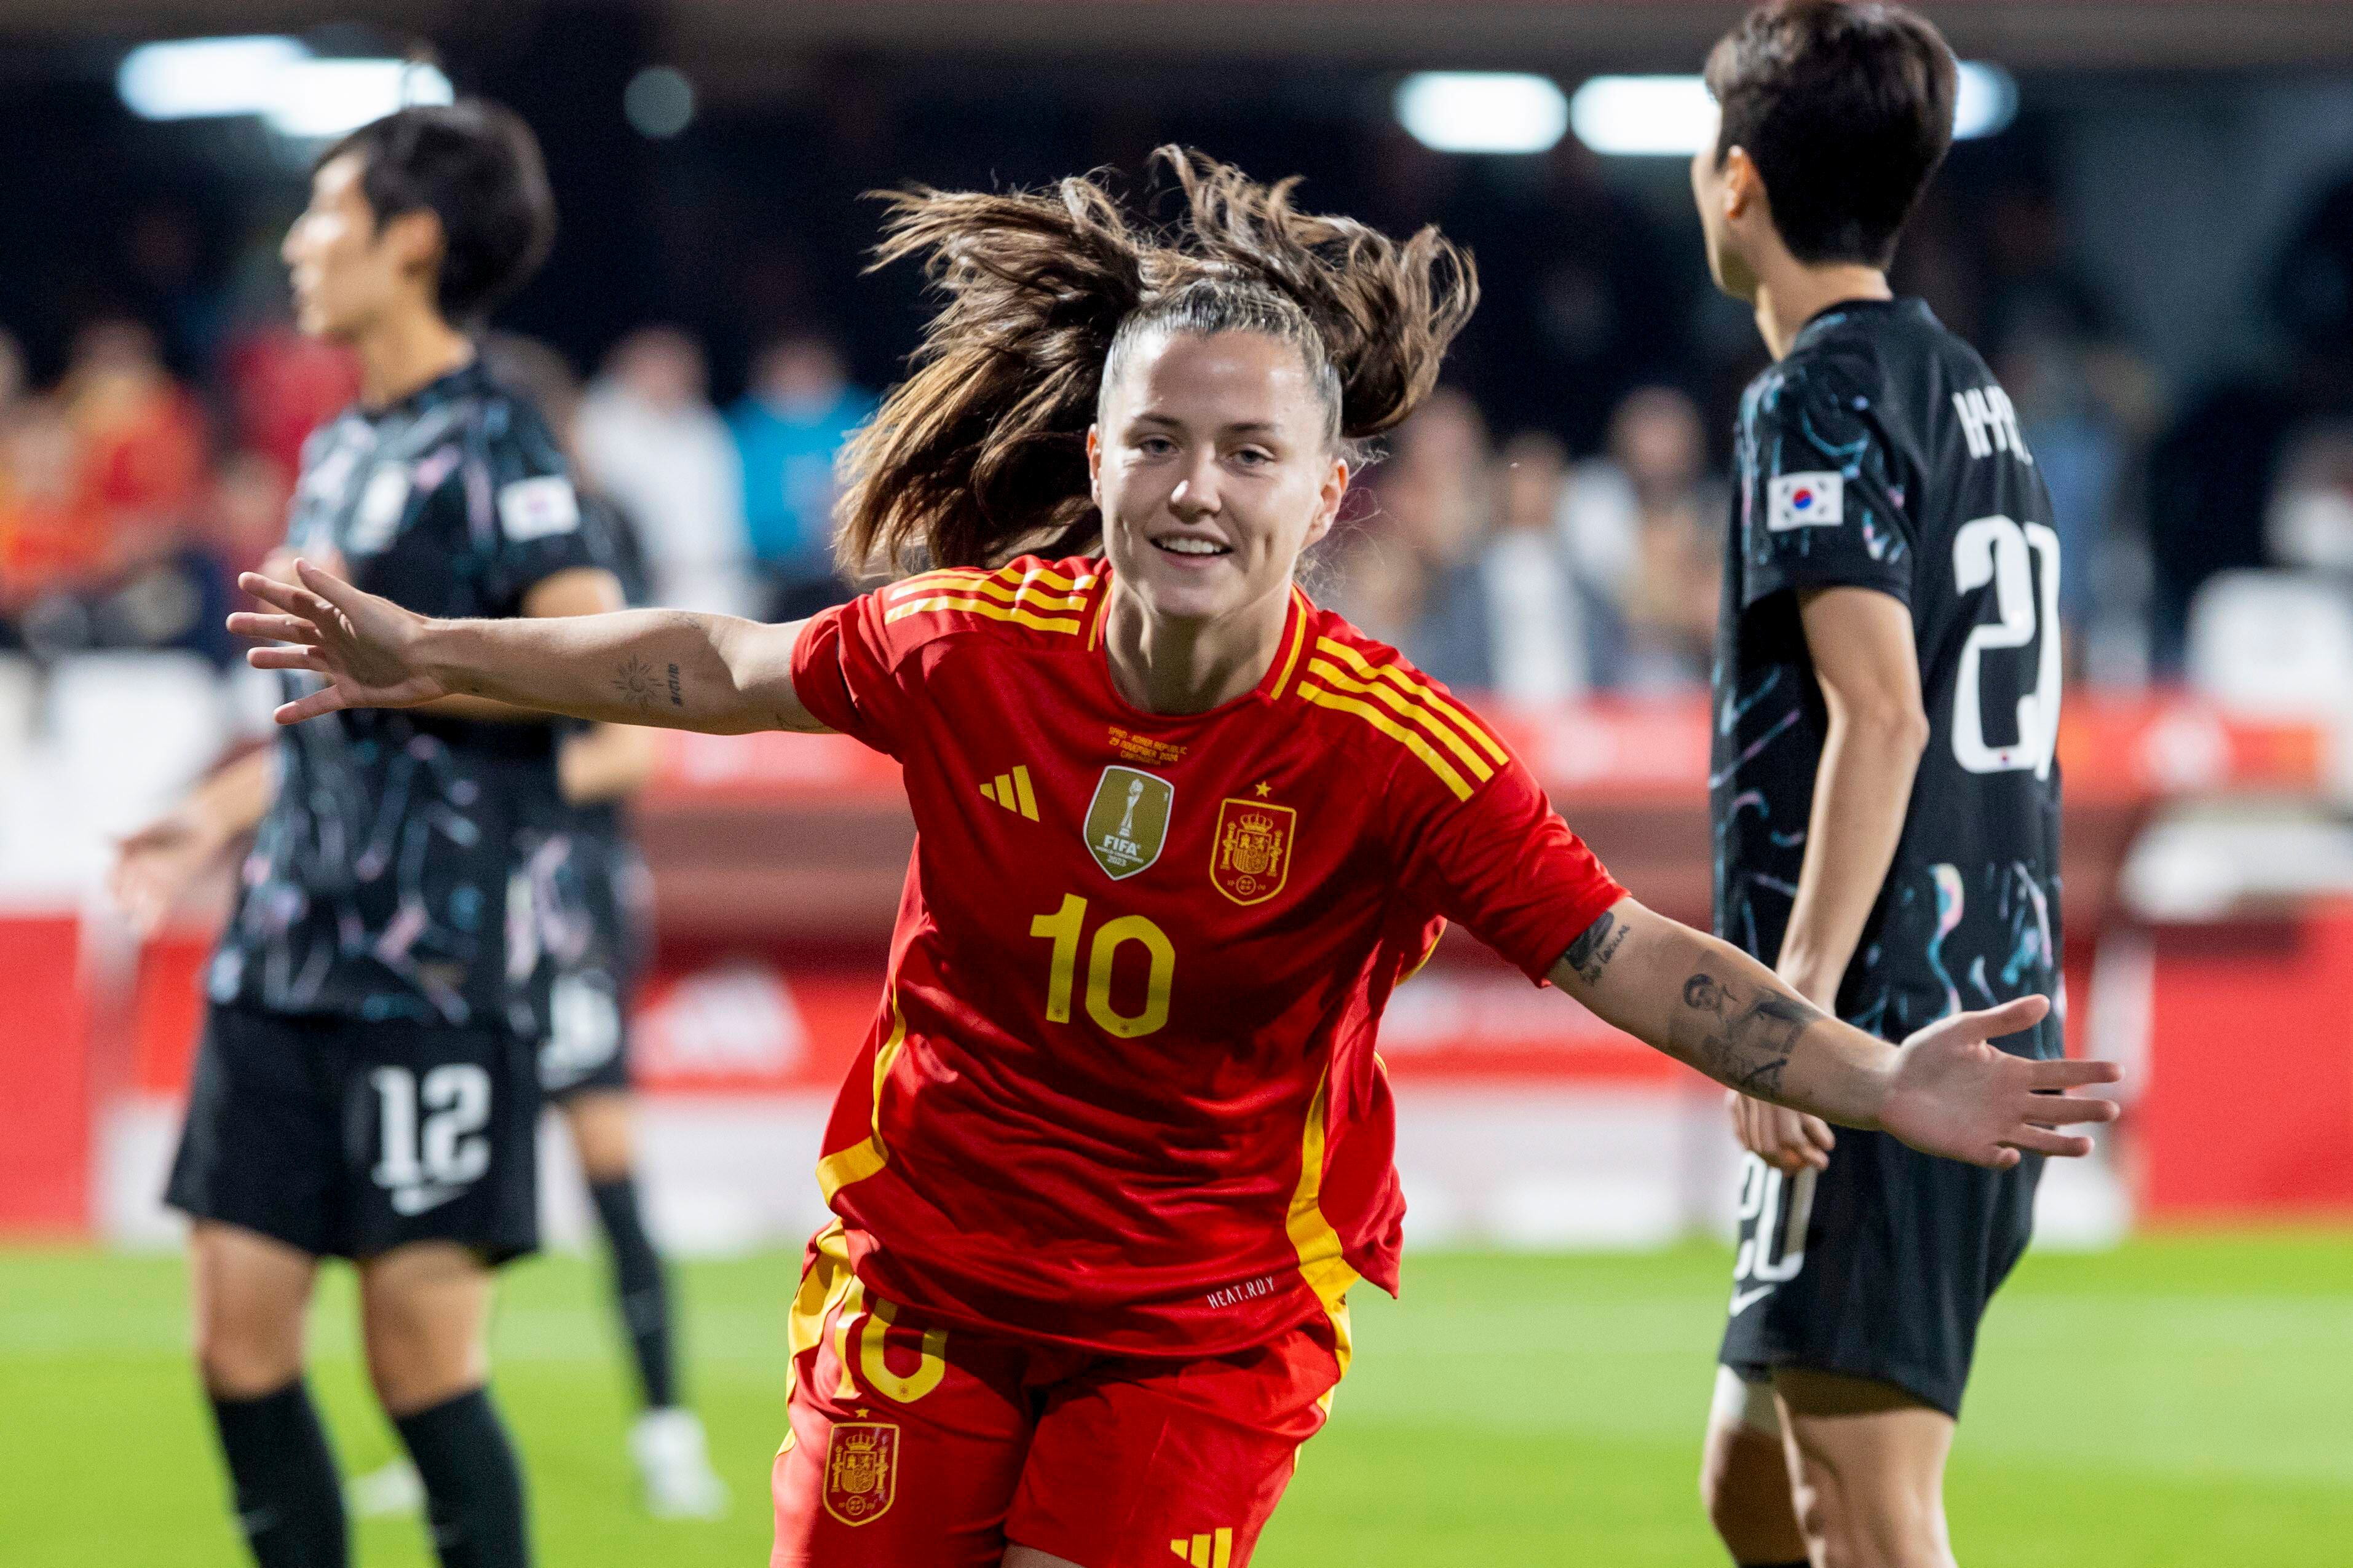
[1561,910,1629,986]
[666,662,683,706]
[613,656,660,708]
[1679,972,1821,1097]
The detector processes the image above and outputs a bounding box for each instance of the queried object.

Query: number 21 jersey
[1713,297,2062,1052]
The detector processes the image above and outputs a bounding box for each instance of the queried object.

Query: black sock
[394,1387,529,1568]
[208,1380,347,1568]
[589,1176,677,1410]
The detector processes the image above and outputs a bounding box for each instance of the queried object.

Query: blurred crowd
[2,159,2350,701]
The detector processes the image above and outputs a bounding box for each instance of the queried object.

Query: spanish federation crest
[1211,797,1295,905]
[1083,766,1174,880]
[821,1421,899,1527]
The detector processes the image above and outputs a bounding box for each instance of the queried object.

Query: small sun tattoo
[612,656,660,707]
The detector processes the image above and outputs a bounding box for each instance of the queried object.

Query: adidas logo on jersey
[1170,1529,1234,1566]
[978,765,1040,821]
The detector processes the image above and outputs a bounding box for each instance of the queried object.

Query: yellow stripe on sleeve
[1303,658,1495,784]
[882,594,1085,634]
[1295,682,1474,800]
[1311,637,1509,765]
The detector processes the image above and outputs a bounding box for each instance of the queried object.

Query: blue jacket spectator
[729,336,877,620]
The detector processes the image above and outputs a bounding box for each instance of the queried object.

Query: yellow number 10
[1028,894,1175,1039]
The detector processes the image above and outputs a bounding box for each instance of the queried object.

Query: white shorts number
[1733,1156,1819,1285]
[370,1064,493,1192]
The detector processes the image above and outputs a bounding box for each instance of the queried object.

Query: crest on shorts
[821,1421,898,1526]
[1210,798,1294,905]
[1083,766,1174,880]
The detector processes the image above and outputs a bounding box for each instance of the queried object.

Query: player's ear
[1086,424,1104,506]
[382,207,446,295]
[1722,147,1762,223]
[1304,455,1348,550]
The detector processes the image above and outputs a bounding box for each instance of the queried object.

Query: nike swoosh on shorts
[1729,1285,1776,1316]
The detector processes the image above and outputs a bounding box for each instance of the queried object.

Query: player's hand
[1875,995,2121,1168]
[110,813,223,936]
[230,559,448,724]
[1728,1091,1835,1172]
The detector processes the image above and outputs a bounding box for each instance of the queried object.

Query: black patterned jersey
[1712,298,2063,1051]
[209,360,603,1029]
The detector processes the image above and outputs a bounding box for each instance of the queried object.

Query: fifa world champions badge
[821,1422,900,1526]
[1210,798,1295,905]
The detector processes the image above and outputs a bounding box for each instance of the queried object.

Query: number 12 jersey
[791,559,1624,1360]
[1713,296,2062,1052]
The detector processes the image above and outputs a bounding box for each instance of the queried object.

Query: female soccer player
[227,151,2117,1568]
[127,103,625,1568]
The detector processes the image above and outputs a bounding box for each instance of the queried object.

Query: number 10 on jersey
[1030,894,1175,1039]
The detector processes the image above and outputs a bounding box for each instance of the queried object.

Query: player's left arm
[1549,897,2116,1170]
[1737,585,1929,1172]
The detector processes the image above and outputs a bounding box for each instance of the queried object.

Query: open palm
[229,559,448,725]
[1878,995,2121,1167]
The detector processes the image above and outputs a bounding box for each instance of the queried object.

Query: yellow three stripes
[1169,1529,1234,1567]
[978,764,1040,821]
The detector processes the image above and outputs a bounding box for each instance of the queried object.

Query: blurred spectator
[2145,169,2353,668]
[579,326,756,616]
[729,333,876,620]
[1376,387,1494,689]
[1560,386,1723,691]
[203,450,295,586]
[61,317,208,567]
[220,318,361,481]
[1479,433,1592,703]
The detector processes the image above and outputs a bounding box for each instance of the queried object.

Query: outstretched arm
[1551,897,2118,1169]
[229,559,828,736]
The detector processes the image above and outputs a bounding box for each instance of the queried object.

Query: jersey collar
[1089,567,1315,725]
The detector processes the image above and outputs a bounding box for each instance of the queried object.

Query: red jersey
[789,556,1626,1361]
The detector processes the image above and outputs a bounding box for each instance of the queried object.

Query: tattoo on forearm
[612,656,660,708]
[1562,911,1629,986]
[1679,972,1821,1097]
[666,663,684,706]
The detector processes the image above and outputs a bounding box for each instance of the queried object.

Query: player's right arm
[111,746,276,936]
[1552,898,2116,1171]
[230,559,830,736]
[1737,585,1929,1172]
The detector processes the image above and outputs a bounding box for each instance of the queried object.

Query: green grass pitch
[2,1232,2346,1564]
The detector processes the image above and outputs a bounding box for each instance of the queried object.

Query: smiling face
[281,154,438,340]
[1088,329,1348,628]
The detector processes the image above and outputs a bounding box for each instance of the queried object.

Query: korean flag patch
[1768,471,1844,532]
[497,475,580,542]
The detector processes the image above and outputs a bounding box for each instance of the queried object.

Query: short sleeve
[790,590,911,758]
[474,402,601,615]
[1389,745,1627,986]
[1738,354,1915,610]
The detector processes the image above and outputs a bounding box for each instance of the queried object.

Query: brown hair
[834,147,1477,575]
[1706,1,1956,269]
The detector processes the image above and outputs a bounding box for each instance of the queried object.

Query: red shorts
[770,1223,1345,1568]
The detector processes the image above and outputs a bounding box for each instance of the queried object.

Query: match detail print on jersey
[1085,766,1174,880]
[1211,797,1295,905]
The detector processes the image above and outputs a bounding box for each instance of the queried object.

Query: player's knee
[1795,1481,1945,1568]
[191,1314,303,1397]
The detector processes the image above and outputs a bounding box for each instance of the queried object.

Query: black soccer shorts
[1715,1129,2043,1419]
[165,1003,539,1263]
